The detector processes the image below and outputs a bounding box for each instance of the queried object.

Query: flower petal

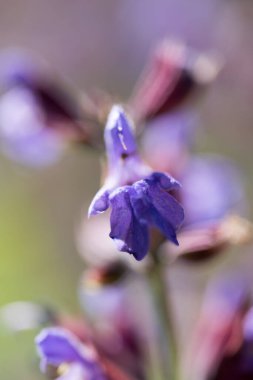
[35,328,95,368]
[88,187,110,216]
[147,181,184,230]
[0,88,65,166]
[109,187,149,260]
[133,177,184,245]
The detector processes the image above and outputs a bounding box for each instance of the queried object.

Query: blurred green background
[0,0,253,378]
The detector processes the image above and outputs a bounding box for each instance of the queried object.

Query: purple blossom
[141,110,197,176]
[35,327,107,380]
[180,155,246,228]
[0,52,88,167]
[0,87,66,166]
[88,105,184,260]
[165,155,249,260]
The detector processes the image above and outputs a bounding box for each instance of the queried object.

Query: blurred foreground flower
[88,105,184,260]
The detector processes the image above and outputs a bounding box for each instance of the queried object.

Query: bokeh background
[0,0,253,378]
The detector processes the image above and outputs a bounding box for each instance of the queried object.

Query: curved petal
[88,187,110,217]
[109,187,149,260]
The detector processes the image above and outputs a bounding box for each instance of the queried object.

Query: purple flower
[88,105,184,260]
[36,327,107,380]
[0,52,89,167]
[141,110,197,177]
[0,87,66,166]
[165,155,251,260]
[180,155,245,228]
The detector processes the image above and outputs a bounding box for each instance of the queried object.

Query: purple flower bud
[104,105,138,168]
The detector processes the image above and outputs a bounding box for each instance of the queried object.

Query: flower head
[88,105,184,260]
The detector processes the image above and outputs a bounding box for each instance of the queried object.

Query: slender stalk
[148,251,179,380]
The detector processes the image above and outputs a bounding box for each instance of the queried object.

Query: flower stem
[149,251,179,380]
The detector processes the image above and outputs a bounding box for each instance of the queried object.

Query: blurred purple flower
[36,327,107,380]
[181,156,245,228]
[0,52,91,167]
[88,105,184,260]
[165,155,252,260]
[141,110,197,177]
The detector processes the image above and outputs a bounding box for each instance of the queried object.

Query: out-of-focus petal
[141,110,197,175]
[0,87,65,166]
[181,155,246,228]
[109,187,149,260]
[36,328,96,369]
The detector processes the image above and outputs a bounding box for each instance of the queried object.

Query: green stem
[149,252,179,380]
